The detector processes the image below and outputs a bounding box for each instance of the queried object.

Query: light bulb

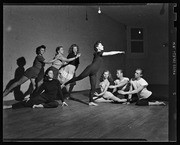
[98,7,101,14]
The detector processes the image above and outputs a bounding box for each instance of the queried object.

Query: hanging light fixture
[86,7,88,21]
[98,7,101,14]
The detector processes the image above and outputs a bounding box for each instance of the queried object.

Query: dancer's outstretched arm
[94,82,110,97]
[118,85,146,95]
[109,79,128,89]
[59,53,81,62]
[102,51,125,56]
[43,57,58,64]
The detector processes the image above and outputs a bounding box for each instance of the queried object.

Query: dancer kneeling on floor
[93,70,127,103]
[118,68,166,106]
[3,69,68,109]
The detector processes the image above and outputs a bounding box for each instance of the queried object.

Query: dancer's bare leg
[104,93,127,103]
[148,101,166,106]
[93,97,113,103]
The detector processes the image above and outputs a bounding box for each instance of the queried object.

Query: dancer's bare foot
[32,104,44,108]
[23,95,30,102]
[158,101,166,106]
[3,105,12,109]
[89,102,98,106]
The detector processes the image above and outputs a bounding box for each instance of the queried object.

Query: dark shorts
[24,67,41,79]
[135,95,156,106]
[36,68,45,82]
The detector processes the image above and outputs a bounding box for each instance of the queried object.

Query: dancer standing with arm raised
[61,41,125,106]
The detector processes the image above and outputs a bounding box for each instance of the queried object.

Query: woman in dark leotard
[3,45,57,97]
[61,41,125,106]
[3,69,68,109]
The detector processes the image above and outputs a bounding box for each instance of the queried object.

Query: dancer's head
[68,44,79,54]
[116,69,124,78]
[36,45,46,55]
[135,68,143,79]
[94,41,104,52]
[44,69,54,80]
[100,70,113,83]
[55,46,64,56]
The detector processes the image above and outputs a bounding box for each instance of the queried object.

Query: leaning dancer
[3,45,57,97]
[61,41,125,106]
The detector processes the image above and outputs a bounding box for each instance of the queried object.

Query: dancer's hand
[76,53,81,58]
[119,51,125,54]
[61,84,65,89]
[62,102,68,106]
[118,90,126,95]
[94,92,99,96]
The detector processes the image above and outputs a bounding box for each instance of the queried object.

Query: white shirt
[132,78,152,99]
[114,77,129,90]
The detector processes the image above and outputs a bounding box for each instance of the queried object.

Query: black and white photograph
[3,3,177,142]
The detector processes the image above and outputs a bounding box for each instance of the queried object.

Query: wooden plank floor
[3,90,168,142]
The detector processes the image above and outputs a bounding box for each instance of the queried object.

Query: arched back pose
[61,41,125,106]
[3,69,68,109]
[3,45,57,97]
[118,68,166,106]
[93,70,127,103]
[46,46,80,80]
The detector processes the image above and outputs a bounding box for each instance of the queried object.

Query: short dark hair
[36,45,46,55]
[55,46,63,55]
[136,68,143,75]
[117,69,123,74]
[94,41,102,52]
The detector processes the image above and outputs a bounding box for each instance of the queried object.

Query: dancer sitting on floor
[61,41,125,106]
[3,69,68,109]
[118,68,166,106]
[108,69,131,100]
[93,70,127,103]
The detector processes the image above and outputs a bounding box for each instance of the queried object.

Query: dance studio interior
[3,3,176,142]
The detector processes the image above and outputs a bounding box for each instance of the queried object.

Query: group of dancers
[3,41,166,109]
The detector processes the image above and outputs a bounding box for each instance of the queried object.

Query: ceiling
[91,3,168,26]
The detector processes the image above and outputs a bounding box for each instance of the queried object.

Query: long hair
[68,44,79,55]
[99,70,114,83]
